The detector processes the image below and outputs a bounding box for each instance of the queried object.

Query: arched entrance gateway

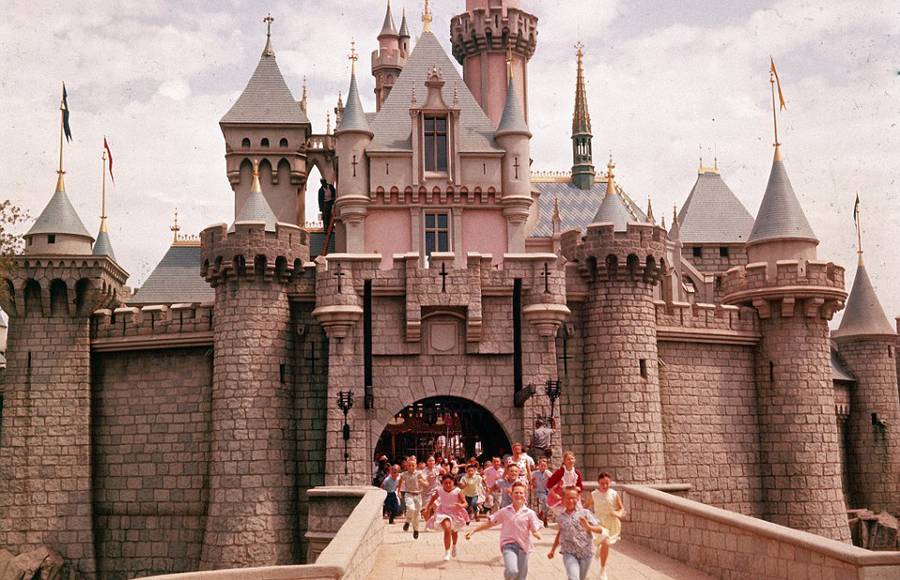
[376,397,512,463]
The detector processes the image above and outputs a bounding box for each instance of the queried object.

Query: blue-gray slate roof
[128,244,214,306]
[336,71,374,135]
[233,187,278,232]
[748,152,817,244]
[26,188,93,240]
[676,171,755,243]
[834,263,895,337]
[92,230,116,261]
[368,31,500,153]
[531,178,646,238]
[496,78,530,137]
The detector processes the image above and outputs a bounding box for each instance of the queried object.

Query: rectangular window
[48,234,56,244]
[424,115,448,173]
[720,246,730,258]
[424,212,450,256]
[692,246,702,258]
[27,237,32,246]
[640,359,648,379]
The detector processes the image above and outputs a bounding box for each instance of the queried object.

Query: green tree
[0,200,29,303]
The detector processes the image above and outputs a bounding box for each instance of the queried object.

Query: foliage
[0,200,29,304]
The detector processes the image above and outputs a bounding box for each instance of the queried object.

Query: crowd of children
[374,445,626,580]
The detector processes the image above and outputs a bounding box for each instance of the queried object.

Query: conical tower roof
[221,32,309,125]
[677,169,755,243]
[26,184,93,241]
[398,9,410,38]
[591,160,632,231]
[748,147,817,244]
[232,164,277,232]
[379,1,398,37]
[336,68,373,136]
[496,77,530,137]
[572,44,591,136]
[835,262,895,338]
[92,230,116,261]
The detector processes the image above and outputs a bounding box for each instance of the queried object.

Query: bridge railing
[621,484,900,580]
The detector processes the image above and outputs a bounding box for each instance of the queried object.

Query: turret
[398,8,411,55]
[334,44,373,253]
[24,176,93,255]
[220,14,311,225]
[571,43,595,190]
[372,1,407,111]
[832,218,900,515]
[451,0,538,128]
[723,139,850,542]
[199,162,308,569]
[495,75,532,253]
[574,159,668,484]
[92,147,117,262]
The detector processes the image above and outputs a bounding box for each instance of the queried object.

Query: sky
[1,0,898,325]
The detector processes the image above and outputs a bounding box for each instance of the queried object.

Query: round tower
[199,165,309,568]
[575,161,667,483]
[724,145,851,542]
[334,47,373,254]
[451,0,538,127]
[495,75,532,254]
[833,253,900,514]
[372,1,407,111]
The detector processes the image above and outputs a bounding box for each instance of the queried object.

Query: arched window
[279,138,289,147]
[241,137,251,148]
[260,138,270,148]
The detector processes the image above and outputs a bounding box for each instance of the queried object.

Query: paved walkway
[368,519,716,579]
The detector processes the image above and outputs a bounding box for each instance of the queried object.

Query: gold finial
[605,154,616,197]
[506,46,513,81]
[349,39,358,74]
[854,193,863,266]
[422,0,432,32]
[672,203,679,227]
[326,111,332,135]
[300,76,308,113]
[251,159,262,193]
[263,13,275,56]
[171,208,180,243]
[575,41,584,59]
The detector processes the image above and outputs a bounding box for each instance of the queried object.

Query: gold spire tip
[422,0,432,32]
[170,208,180,243]
[263,13,275,55]
[251,159,262,193]
[349,40,358,73]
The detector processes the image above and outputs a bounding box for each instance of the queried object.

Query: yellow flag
[770,57,786,110]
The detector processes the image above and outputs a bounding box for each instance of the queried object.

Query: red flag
[103,137,114,183]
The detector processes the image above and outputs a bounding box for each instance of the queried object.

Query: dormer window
[424,116,448,173]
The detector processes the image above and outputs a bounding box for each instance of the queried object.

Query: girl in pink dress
[425,474,470,561]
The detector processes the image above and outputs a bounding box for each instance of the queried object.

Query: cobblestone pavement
[368,519,716,579]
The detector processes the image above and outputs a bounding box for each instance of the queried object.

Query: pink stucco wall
[365,208,411,269]
[462,210,507,264]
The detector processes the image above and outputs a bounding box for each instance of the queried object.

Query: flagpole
[57,83,66,192]
[770,69,780,149]
[100,147,108,233]
[856,195,863,266]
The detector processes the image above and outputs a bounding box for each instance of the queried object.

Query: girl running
[425,474,470,561]
[588,472,626,580]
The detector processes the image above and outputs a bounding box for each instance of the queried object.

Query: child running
[381,464,401,524]
[494,464,521,508]
[425,474,470,561]
[588,471,626,580]
[398,457,428,539]
[546,451,583,513]
[466,481,542,580]
[458,463,483,522]
[483,457,504,514]
[531,457,552,526]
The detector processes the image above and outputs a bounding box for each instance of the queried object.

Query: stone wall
[623,484,900,580]
[91,347,213,580]
[658,341,764,516]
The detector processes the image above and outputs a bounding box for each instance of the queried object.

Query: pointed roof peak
[26,180,93,242]
[572,41,592,136]
[748,146,818,245]
[399,7,410,38]
[835,263,895,338]
[591,157,633,231]
[422,0,433,33]
[336,47,373,136]
[233,160,278,232]
[496,76,530,137]
[92,230,116,261]
[380,1,398,37]
[678,168,755,244]
[263,12,275,57]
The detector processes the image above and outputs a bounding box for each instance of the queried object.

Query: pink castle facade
[0,1,898,578]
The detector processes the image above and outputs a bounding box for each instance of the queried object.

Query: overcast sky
[1,0,898,324]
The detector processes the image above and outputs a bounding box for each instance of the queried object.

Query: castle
[1,1,898,578]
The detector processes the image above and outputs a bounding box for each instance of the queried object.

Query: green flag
[62,83,72,142]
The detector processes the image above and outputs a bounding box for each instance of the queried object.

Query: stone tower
[372,1,408,111]
[220,19,311,225]
[334,52,374,254]
[723,144,851,542]
[571,43,595,190]
[833,252,900,514]
[0,172,126,577]
[451,0,538,127]
[199,164,309,568]
[575,160,667,483]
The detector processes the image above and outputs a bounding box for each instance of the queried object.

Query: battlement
[200,221,310,287]
[723,260,846,320]
[371,48,406,69]
[574,222,667,285]
[655,301,759,345]
[90,302,214,351]
[451,6,538,62]
[371,185,501,206]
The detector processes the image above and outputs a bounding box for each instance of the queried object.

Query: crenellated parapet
[90,303,214,351]
[200,221,309,287]
[723,260,846,319]
[655,301,760,345]
[451,5,538,63]
[574,222,667,285]
[2,254,128,319]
